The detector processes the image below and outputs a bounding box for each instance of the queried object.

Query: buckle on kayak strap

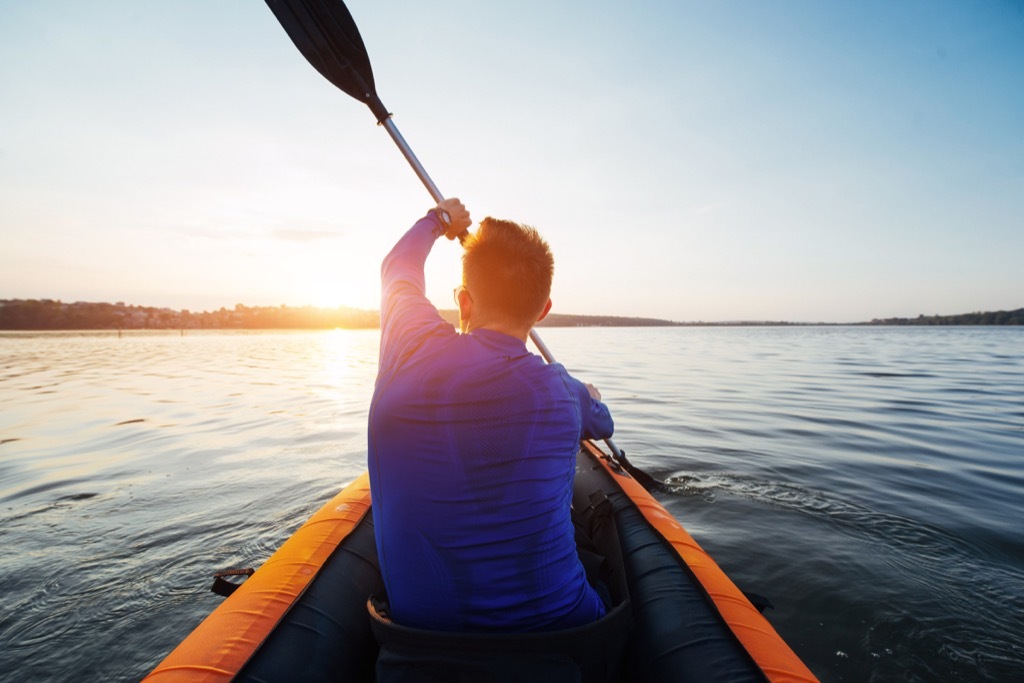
[584,491,612,518]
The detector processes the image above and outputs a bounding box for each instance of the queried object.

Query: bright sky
[2,1,1021,323]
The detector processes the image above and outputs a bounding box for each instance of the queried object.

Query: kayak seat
[367,596,631,683]
[367,496,632,683]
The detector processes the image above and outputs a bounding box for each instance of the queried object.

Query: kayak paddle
[264,0,452,235]
[264,0,657,486]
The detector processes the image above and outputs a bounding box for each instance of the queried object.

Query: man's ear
[536,298,553,323]
[457,287,473,320]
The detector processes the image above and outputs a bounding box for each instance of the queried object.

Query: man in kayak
[368,198,615,633]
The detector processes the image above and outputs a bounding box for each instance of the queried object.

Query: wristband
[431,207,452,229]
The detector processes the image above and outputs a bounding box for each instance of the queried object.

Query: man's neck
[463,319,531,343]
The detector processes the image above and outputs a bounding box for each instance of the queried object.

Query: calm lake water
[1,327,1022,681]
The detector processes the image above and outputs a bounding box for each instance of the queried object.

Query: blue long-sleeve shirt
[367,212,614,632]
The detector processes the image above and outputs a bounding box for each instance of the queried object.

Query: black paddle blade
[265,0,390,122]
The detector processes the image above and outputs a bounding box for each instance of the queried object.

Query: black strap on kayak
[742,591,775,614]
[211,567,255,597]
[574,491,631,609]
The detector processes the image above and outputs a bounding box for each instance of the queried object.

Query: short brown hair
[462,217,554,326]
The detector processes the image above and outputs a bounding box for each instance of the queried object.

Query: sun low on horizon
[290,273,378,312]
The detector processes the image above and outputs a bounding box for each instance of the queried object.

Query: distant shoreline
[0,299,1020,330]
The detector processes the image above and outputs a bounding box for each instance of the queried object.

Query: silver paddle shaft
[379,117,624,460]
[381,118,443,203]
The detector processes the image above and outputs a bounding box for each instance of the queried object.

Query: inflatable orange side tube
[143,473,372,682]
[581,440,818,683]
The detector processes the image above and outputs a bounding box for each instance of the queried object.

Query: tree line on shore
[868,309,1023,326]
[0,299,680,330]
[0,300,378,330]
[1,299,1020,330]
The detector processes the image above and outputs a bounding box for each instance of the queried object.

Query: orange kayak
[145,441,817,682]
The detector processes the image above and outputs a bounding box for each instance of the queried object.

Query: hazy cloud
[272,228,345,243]
[695,202,727,215]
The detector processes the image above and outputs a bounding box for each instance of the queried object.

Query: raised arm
[377,200,471,374]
